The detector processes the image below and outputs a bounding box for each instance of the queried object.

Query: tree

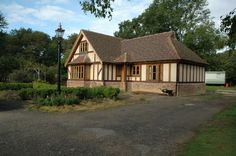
[7,28,51,63]
[114,0,225,66]
[183,22,225,63]
[114,17,145,39]
[114,0,211,40]
[0,12,7,31]
[0,12,8,57]
[80,0,114,19]
[0,56,19,81]
[221,8,236,50]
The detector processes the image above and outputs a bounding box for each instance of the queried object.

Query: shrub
[0,82,33,90]
[37,95,80,106]
[33,81,56,89]
[18,88,56,100]
[104,87,120,99]
[9,69,34,83]
[18,86,120,105]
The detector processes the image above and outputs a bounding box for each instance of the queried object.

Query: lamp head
[55,23,65,38]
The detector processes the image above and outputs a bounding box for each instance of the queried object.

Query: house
[65,30,207,96]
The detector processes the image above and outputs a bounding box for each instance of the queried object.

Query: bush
[0,82,33,90]
[33,80,56,89]
[18,86,120,105]
[9,69,34,83]
[18,88,57,100]
[37,95,80,106]
[103,87,120,99]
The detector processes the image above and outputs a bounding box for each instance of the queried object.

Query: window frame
[147,64,163,82]
[71,65,84,79]
[79,41,88,52]
[131,65,140,76]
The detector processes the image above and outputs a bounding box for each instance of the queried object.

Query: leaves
[0,12,7,31]
[80,0,114,19]
[114,0,212,40]
[220,8,236,50]
[114,0,226,70]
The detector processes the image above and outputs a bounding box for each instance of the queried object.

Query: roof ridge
[81,29,123,40]
[168,36,181,59]
[122,31,175,42]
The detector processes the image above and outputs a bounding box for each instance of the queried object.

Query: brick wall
[67,80,103,88]
[67,80,84,87]
[104,81,121,88]
[67,80,205,96]
[177,83,205,96]
[127,82,176,94]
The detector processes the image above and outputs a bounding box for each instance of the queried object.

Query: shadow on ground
[0,99,24,111]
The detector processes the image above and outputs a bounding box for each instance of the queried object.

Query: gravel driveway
[0,93,233,156]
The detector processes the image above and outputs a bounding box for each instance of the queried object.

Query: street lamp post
[55,23,65,94]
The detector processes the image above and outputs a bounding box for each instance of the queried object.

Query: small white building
[205,71,226,85]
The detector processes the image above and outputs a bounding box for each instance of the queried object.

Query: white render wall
[163,64,169,81]
[162,63,177,82]
[170,63,177,82]
[178,63,205,82]
[141,65,146,81]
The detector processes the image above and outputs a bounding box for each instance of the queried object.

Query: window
[80,41,88,52]
[71,65,84,79]
[147,64,163,81]
[116,65,122,77]
[131,65,140,76]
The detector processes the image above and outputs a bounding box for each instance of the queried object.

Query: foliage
[0,56,20,81]
[79,0,114,19]
[180,102,236,156]
[8,69,35,83]
[0,12,79,83]
[18,88,55,100]
[37,95,80,106]
[0,12,7,31]
[18,86,120,102]
[114,0,225,66]
[183,23,226,70]
[32,80,57,89]
[8,28,52,64]
[0,82,33,90]
[221,8,236,50]
[115,0,211,40]
[210,50,236,85]
[45,66,57,84]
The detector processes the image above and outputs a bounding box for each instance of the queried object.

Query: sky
[0,0,235,38]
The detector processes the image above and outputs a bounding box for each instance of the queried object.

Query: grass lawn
[206,85,236,93]
[180,101,236,156]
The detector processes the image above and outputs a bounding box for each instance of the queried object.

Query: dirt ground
[0,92,235,156]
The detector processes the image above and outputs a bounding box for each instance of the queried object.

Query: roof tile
[69,30,206,65]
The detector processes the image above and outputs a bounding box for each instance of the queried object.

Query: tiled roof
[82,30,122,62]
[66,30,207,65]
[68,54,91,65]
[119,32,180,62]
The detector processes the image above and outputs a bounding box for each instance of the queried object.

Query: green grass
[180,102,236,156]
[206,85,236,93]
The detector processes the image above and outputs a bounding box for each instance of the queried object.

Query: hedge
[0,82,33,90]
[18,86,120,106]
[37,95,80,106]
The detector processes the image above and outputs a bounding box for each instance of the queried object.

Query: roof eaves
[64,31,83,67]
